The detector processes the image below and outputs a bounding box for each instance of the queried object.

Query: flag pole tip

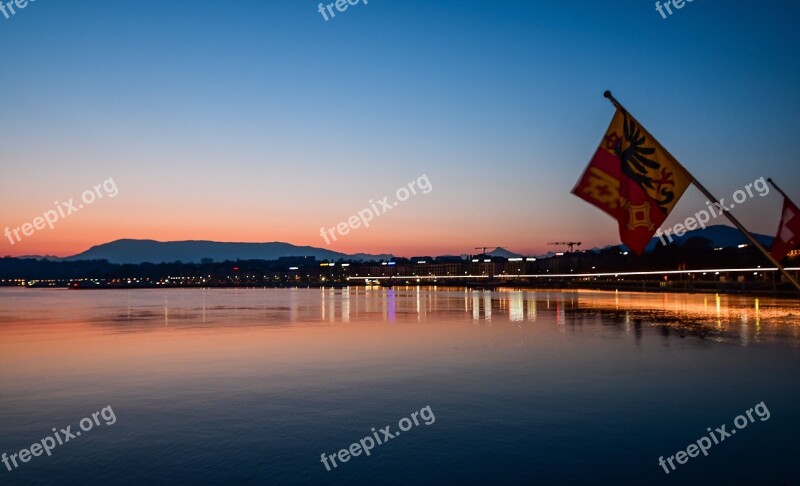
[603,90,612,99]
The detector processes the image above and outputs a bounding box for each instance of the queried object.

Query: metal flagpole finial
[603,90,622,110]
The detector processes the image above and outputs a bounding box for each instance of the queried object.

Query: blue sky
[1,0,799,256]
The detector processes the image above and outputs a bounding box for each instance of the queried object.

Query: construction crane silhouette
[548,241,582,252]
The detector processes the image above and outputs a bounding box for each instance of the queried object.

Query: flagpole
[767,178,791,200]
[602,91,800,292]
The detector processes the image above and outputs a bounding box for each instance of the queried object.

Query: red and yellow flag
[572,108,693,255]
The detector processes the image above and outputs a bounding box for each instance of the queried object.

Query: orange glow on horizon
[1,219,565,259]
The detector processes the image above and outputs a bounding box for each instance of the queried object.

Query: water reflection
[0,288,798,347]
[509,291,523,322]
[2,287,799,486]
[527,294,537,322]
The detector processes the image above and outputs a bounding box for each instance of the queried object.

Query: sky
[1,0,799,258]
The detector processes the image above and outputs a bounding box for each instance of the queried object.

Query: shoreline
[5,281,800,299]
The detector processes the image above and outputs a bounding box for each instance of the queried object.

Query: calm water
[1,287,799,485]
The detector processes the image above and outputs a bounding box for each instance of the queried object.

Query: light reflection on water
[0,287,799,485]
[1,286,798,353]
[132,285,800,346]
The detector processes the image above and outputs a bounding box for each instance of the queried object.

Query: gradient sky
[1,0,799,258]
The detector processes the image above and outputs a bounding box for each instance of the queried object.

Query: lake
[1,287,798,484]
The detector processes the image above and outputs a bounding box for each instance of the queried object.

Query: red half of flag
[771,196,800,262]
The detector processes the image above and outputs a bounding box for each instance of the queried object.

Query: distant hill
[643,224,773,252]
[18,225,777,265]
[566,225,773,256]
[65,239,393,264]
[487,247,523,258]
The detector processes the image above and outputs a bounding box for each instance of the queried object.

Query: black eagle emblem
[614,110,676,213]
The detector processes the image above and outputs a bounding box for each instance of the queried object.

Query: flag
[572,108,693,254]
[771,195,800,262]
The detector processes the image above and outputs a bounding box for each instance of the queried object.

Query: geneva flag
[572,108,693,255]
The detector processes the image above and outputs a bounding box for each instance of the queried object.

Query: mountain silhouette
[65,239,393,264]
[486,247,524,258]
[643,224,773,252]
[26,225,777,264]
